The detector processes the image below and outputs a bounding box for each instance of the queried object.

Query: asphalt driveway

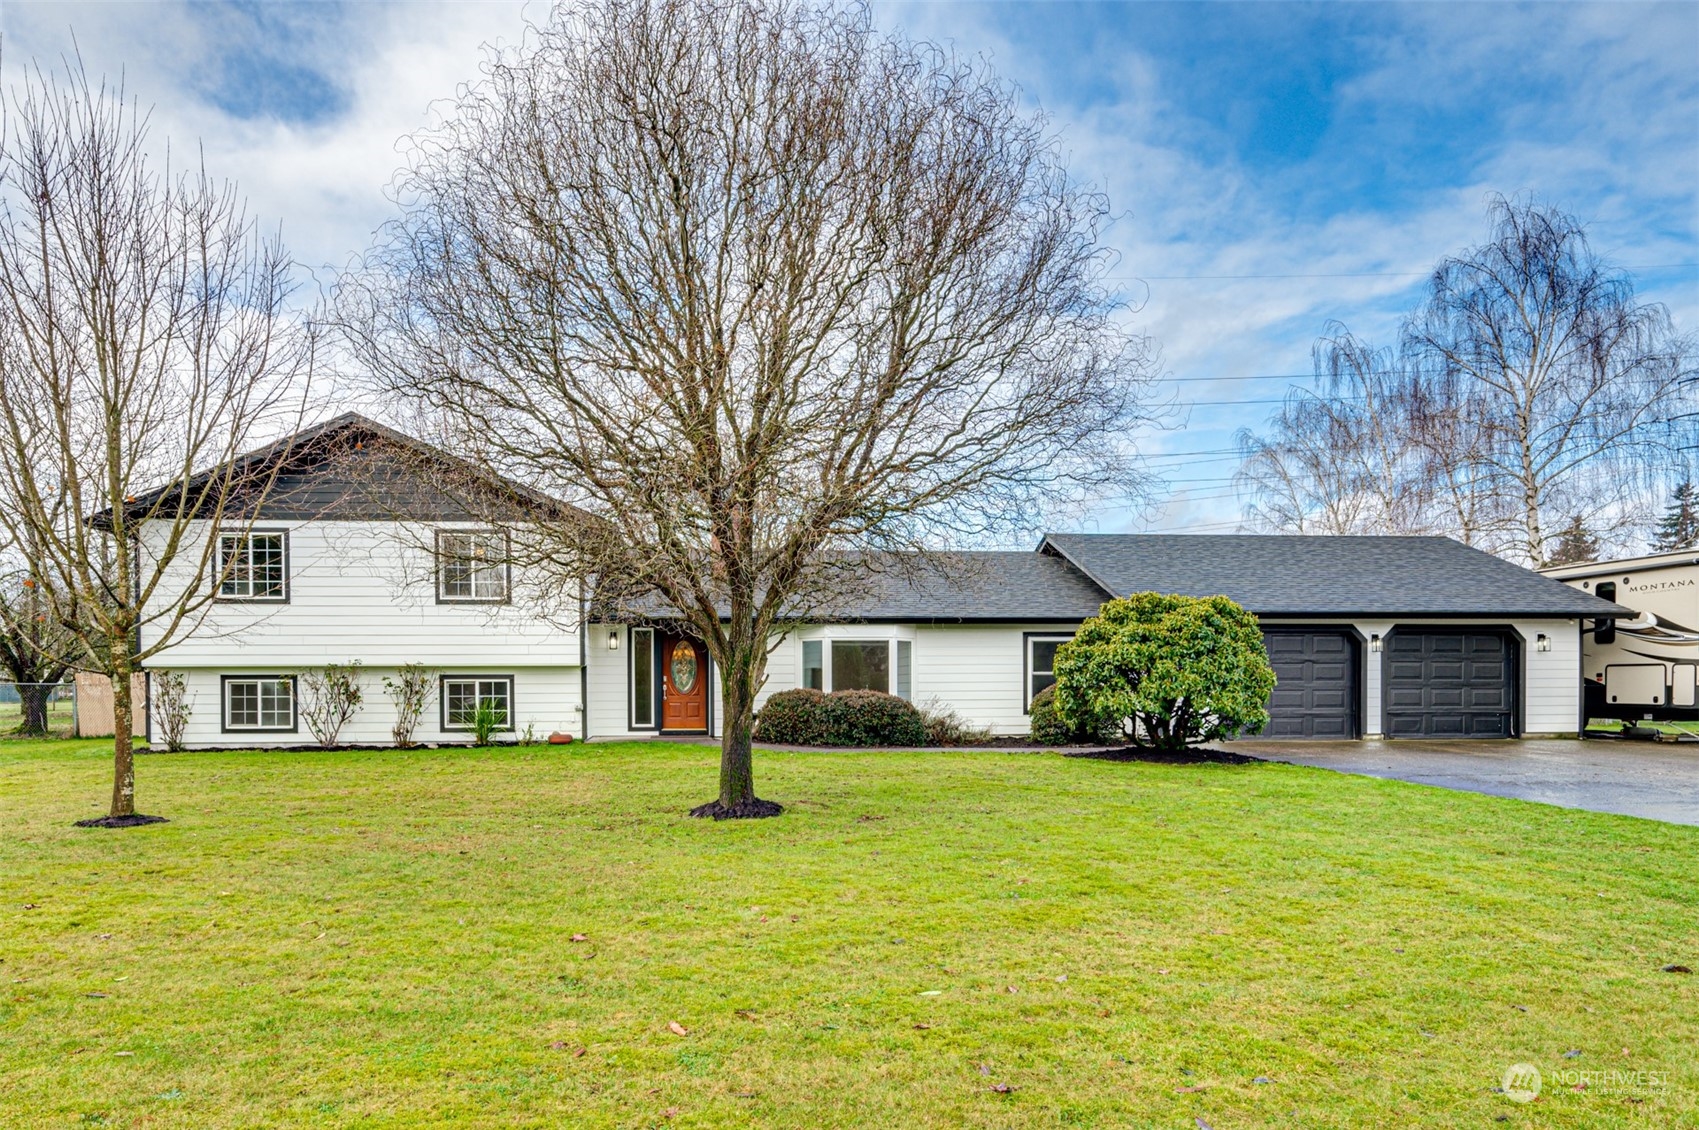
[1226,737,1699,826]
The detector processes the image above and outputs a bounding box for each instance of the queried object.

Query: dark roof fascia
[98,412,579,529]
[1251,608,1633,620]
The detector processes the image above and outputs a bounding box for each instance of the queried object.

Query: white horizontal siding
[155,666,582,749]
[139,521,581,668]
[911,624,1078,735]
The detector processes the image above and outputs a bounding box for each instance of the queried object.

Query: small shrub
[469,699,506,747]
[383,663,433,748]
[819,690,927,747]
[754,688,927,747]
[1028,683,1121,745]
[299,662,364,748]
[753,688,828,745]
[917,697,993,746]
[152,671,193,752]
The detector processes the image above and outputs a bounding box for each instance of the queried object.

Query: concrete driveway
[1225,737,1699,826]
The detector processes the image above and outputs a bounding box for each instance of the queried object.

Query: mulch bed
[1063,745,1260,765]
[688,797,786,820]
[73,814,169,829]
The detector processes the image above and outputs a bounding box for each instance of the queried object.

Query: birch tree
[0,62,313,825]
[343,0,1157,818]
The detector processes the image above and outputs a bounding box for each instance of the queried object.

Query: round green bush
[753,688,828,744]
[755,688,927,747]
[1053,592,1276,749]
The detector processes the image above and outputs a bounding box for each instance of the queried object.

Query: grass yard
[2,740,1695,1129]
[1586,717,1699,740]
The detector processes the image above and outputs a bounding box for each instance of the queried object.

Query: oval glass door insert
[670,641,699,694]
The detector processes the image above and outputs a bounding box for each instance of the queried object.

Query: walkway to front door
[660,635,707,732]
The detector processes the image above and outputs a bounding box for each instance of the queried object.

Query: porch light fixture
[607,629,620,650]
[1369,634,1381,653]
[1536,633,1550,652]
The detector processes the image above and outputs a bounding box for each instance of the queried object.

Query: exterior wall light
[1536,633,1550,652]
[1369,634,1382,652]
[607,628,620,650]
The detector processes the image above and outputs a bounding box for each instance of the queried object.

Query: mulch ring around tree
[688,798,786,820]
[73,814,169,829]
[1064,746,1259,766]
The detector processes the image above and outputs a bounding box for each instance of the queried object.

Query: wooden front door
[660,636,707,732]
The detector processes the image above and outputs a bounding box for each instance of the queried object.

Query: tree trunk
[17,683,49,734]
[718,663,757,808]
[110,665,136,818]
[689,628,781,820]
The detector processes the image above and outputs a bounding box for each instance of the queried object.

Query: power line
[1106,262,1699,282]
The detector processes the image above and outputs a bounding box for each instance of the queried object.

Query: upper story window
[437,530,510,603]
[217,531,288,601]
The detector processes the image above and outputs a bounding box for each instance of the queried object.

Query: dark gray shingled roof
[592,550,1113,623]
[1039,533,1627,618]
[829,551,1114,622]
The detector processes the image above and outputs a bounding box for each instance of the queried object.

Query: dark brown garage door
[1383,629,1515,738]
[1261,629,1359,739]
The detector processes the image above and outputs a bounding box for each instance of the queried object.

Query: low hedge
[755,688,928,747]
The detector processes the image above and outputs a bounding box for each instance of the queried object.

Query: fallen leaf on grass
[1661,964,1692,974]
[1054,974,1067,983]
[85,992,107,999]
[667,1021,689,1036]
[735,1010,759,1020]
[21,904,38,910]
[1252,1076,1273,1084]
[1174,1085,1206,1094]
[94,934,111,940]
[1511,1004,1528,1012]
[662,1107,678,1118]
[912,1023,932,1030]
[1157,969,1171,975]
[987,1083,1015,1094]
[574,1047,586,1057]
[570,934,588,943]
[114,1051,134,1057]
[1004,986,1018,994]
[1196,1119,1215,1130]
[548,1041,567,1050]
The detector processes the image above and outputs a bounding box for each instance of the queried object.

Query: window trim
[434,528,513,606]
[827,638,894,695]
[438,674,516,733]
[213,529,291,604]
[1023,632,1075,714]
[629,627,657,731]
[219,674,299,734]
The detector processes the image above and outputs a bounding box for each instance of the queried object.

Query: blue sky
[3,0,1696,538]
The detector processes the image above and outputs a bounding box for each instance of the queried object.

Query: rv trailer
[1543,549,1699,725]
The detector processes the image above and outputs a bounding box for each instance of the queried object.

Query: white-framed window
[222,676,296,731]
[1026,634,1073,708]
[217,531,288,601]
[800,637,913,699]
[441,675,514,731]
[436,530,509,603]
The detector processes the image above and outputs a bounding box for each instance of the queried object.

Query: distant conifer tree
[1652,481,1699,551]
[1546,515,1600,566]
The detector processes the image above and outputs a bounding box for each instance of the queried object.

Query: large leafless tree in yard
[1237,197,1694,563]
[0,63,313,825]
[343,0,1157,818]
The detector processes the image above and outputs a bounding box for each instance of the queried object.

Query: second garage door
[1383,629,1516,738]
[1261,629,1359,739]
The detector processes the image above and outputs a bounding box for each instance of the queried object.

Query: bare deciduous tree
[1237,197,1694,563]
[0,61,313,825]
[342,0,1157,817]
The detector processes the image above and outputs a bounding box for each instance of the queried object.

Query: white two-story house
[135,415,1621,749]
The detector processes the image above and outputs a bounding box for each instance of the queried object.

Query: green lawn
[2,740,1694,1128]
[1586,717,1699,739]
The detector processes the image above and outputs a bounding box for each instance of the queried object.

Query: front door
[660,635,707,732]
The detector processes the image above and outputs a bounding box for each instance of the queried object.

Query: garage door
[1261,629,1359,739]
[1383,629,1515,738]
